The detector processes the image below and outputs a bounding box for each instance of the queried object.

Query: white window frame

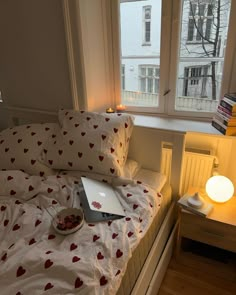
[111,0,236,119]
[142,5,152,45]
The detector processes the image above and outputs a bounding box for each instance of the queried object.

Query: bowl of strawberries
[52,208,84,235]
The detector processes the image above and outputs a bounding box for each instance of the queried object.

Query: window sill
[132,114,224,136]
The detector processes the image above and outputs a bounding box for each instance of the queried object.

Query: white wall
[0,0,73,114]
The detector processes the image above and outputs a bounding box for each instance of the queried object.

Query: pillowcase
[120,158,141,179]
[0,170,42,200]
[39,110,134,176]
[134,168,167,192]
[0,123,59,176]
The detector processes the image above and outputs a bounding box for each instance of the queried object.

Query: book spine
[218,105,236,117]
[220,99,234,112]
[214,112,236,127]
[224,93,236,102]
[211,119,226,135]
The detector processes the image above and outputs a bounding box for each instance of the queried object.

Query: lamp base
[187,192,205,209]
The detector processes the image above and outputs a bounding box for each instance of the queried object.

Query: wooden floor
[158,241,236,295]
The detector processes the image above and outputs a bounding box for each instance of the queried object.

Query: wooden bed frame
[4,107,186,294]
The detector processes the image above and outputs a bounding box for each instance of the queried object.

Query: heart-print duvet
[0,171,162,294]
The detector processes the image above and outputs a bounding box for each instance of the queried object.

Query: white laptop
[79,177,125,222]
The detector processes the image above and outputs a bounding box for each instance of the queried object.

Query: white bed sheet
[0,171,165,295]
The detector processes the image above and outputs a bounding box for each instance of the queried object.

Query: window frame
[112,0,236,119]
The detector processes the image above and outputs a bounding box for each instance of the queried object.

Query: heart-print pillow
[39,110,134,176]
[0,123,59,176]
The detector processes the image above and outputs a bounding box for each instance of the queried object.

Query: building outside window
[139,65,159,94]
[118,0,232,117]
[187,1,213,42]
[183,65,209,97]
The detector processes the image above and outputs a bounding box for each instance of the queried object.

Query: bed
[0,108,185,294]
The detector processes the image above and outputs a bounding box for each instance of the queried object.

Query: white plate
[52,208,84,235]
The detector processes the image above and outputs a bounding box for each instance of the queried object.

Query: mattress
[117,181,172,295]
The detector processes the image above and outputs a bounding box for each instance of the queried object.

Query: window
[139,65,159,94]
[187,1,213,43]
[117,0,234,118]
[143,6,151,45]
[183,65,209,97]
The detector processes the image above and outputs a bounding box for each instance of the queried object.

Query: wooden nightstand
[177,187,236,254]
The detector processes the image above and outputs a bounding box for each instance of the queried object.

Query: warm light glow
[206,175,234,203]
[116,104,126,111]
[106,107,115,113]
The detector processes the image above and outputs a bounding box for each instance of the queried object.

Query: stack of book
[212,92,236,136]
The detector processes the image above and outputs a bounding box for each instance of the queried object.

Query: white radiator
[161,146,217,195]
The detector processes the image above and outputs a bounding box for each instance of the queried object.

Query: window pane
[120,0,161,107]
[176,0,231,112]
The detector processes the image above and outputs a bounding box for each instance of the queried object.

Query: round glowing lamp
[205,175,234,203]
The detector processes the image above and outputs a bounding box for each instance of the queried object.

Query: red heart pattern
[44,259,53,269]
[16,266,26,277]
[75,277,83,288]
[44,283,54,291]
